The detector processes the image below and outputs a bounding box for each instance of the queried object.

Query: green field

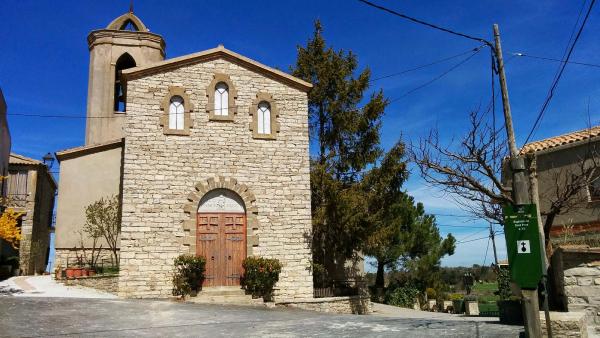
[472,282,499,316]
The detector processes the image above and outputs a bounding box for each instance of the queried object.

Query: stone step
[199,286,246,297]
[190,295,256,304]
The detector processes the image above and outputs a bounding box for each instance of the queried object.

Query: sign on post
[502,204,543,289]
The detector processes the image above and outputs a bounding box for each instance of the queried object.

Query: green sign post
[502,204,543,289]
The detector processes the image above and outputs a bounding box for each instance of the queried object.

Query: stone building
[5,153,56,275]
[521,125,600,239]
[54,11,314,299]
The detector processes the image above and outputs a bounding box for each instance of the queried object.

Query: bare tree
[410,110,510,226]
[84,195,120,266]
[410,109,599,258]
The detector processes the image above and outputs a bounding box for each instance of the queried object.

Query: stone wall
[62,274,119,294]
[540,311,588,338]
[119,56,313,299]
[53,248,118,272]
[276,296,372,315]
[551,246,600,324]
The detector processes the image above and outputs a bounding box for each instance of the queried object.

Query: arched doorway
[197,189,246,287]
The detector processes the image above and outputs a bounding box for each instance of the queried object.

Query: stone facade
[550,246,600,324]
[117,51,313,300]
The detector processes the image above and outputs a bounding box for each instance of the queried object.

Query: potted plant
[496,267,523,324]
[450,293,464,314]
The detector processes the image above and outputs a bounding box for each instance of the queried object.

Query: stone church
[54,11,313,300]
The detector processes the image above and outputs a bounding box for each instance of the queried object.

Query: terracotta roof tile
[521,125,600,153]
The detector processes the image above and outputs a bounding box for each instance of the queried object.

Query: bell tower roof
[106,12,148,32]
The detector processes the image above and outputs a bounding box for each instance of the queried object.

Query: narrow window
[257,101,271,135]
[169,96,185,130]
[214,82,229,116]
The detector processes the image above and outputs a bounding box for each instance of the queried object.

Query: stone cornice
[122,45,312,92]
[87,29,166,56]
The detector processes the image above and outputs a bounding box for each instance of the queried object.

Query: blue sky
[1,1,599,268]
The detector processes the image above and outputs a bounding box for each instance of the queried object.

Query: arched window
[206,74,237,121]
[214,82,229,116]
[160,86,194,135]
[250,93,279,140]
[257,101,271,135]
[169,96,185,130]
[114,53,136,112]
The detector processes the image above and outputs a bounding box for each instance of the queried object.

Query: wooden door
[197,213,246,287]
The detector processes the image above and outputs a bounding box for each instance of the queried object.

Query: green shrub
[496,267,512,301]
[172,255,206,298]
[385,284,420,308]
[241,256,282,299]
[425,287,437,300]
[450,293,464,301]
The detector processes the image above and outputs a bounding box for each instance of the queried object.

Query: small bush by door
[241,257,282,300]
[172,255,206,299]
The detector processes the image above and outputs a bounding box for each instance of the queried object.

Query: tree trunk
[375,260,385,288]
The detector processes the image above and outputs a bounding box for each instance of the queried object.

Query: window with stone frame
[249,93,279,140]
[206,73,237,121]
[169,96,185,130]
[160,87,194,135]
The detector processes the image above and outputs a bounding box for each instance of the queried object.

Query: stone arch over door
[182,177,259,256]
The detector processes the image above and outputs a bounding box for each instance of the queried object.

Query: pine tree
[292,21,387,277]
[361,142,456,289]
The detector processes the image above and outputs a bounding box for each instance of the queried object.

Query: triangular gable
[121,45,312,92]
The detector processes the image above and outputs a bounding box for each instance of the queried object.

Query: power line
[7,105,245,119]
[388,47,483,104]
[512,53,600,69]
[437,224,489,229]
[371,47,483,82]
[357,0,492,47]
[457,231,503,244]
[521,0,596,148]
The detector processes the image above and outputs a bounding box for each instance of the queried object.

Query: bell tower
[85,11,166,145]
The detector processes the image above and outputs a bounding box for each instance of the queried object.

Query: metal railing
[313,279,368,298]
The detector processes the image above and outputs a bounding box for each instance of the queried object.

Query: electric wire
[521,0,596,148]
[512,53,600,69]
[457,231,503,244]
[388,47,483,104]
[357,0,492,47]
[371,47,483,82]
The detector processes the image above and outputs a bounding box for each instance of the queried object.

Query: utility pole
[489,222,498,265]
[493,24,542,338]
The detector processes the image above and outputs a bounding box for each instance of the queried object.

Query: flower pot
[498,300,523,325]
[72,268,83,278]
[465,300,479,316]
[65,268,75,279]
[88,269,96,277]
[81,269,89,277]
[452,299,464,314]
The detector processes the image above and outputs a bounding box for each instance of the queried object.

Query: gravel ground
[0,297,524,337]
[0,276,116,299]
